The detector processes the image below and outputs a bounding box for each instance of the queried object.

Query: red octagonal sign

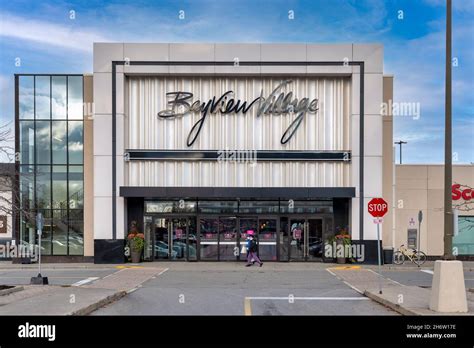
[368,198,388,218]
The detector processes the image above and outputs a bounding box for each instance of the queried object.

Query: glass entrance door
[257,217,278,261]
[143,216,194,261]
[289,219,305,261]
[219,217,238,260]
[289,218,323,261]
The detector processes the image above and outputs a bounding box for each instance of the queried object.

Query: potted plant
[127,221,144,263]
[326,227,352,264]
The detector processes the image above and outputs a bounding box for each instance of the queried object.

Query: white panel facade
[126,76,351,187]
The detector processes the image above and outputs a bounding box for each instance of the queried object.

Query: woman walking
[245,230,263,267]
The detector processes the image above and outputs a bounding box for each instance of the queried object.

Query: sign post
[417,210,423,252]
[30,213,48,285]
[368,198,389,294]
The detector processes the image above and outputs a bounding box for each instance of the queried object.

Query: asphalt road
[94,265,396,315]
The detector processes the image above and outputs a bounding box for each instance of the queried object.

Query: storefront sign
[452,184,472,201]
[157,80,319,146]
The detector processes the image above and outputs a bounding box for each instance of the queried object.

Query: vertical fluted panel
[126,77,351,187]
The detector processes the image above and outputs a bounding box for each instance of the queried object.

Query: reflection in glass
[36,166,51,209]
[19,76,34,119]
[258,218,277,261]
[52,76,66,119]
[200,218,218,260]
[239,201,279,214]
[68,76,83,120]
[52,166,67,209]
[68,121,83,164]
[52,121,67,164]
[39,210,52,255]
[198,201,238,214]
[35,76,50,119]
[187,218,197,261]
[35,121,50,164]
[154,218,169,260]
[69,209,84,255]
[280,200,333,214]
[19,212,36,251]
[219,217,237,260]
[279,217,289,261]
[20,166,34,211]
[19,121,34,164]
[52,210,68,255]
[68,166,83,209]
[145,200,196,213]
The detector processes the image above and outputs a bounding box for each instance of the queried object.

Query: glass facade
[142,198,343,262]
[453,216,474,255]
[17,75,84,256]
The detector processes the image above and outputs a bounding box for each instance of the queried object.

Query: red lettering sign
[452,184,472,201]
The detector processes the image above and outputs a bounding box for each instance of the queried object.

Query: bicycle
[393,244,427,266]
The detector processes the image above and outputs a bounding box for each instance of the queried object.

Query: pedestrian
[246,230,263,267]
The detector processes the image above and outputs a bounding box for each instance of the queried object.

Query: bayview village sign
[157,80,319,147]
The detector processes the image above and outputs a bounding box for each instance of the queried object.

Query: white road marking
[421,270,434,275]
[246,296,368,301]
[158,268,169,276]
[72,277,99,286]
[326,268,364,293]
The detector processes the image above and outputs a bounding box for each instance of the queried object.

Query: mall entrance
[143,214,334,262]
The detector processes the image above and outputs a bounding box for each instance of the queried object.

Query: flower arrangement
[128,232,145,252]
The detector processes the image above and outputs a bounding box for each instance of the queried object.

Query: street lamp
[394,140,407,164]
[443,0,454,259]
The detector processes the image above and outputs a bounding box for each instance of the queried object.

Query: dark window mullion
[49,76,53,256]
[66,76,70,256]
[33,76,38,251]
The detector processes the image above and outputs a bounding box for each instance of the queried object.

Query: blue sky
[0,0,473,163]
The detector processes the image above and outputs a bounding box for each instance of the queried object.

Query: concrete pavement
[0,265,166,315]
[1,261,474,315]
[329,266,474,315]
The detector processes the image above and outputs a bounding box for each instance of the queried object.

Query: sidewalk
[328,266,474,315]
[0,266,166,315]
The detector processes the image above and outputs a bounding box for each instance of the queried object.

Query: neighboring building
[388,164,474,259]
[0,163,15,246]
[14,42,471,264]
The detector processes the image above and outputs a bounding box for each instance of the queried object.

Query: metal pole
[38,228,41,275]
[392,146,396,249]
[418,220,421,252]
[400,144,402,164]
[444,0,454,259]
[377,222,382,294]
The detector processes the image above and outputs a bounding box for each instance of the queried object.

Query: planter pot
[336,239,346,264]
[131,249,142,263]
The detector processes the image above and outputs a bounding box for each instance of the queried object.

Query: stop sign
[368,198,388,217]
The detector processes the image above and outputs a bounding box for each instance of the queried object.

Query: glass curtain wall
[17,75,84,256]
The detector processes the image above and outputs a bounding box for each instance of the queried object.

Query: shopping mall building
[10,43,473,263]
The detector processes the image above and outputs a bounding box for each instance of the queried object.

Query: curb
[0,286,24,296]
[364,290,418,316]
[70,290,127,316]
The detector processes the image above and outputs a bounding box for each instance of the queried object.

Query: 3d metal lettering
[157,80,319,146]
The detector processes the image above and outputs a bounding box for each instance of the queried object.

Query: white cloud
[0,12,109,52]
